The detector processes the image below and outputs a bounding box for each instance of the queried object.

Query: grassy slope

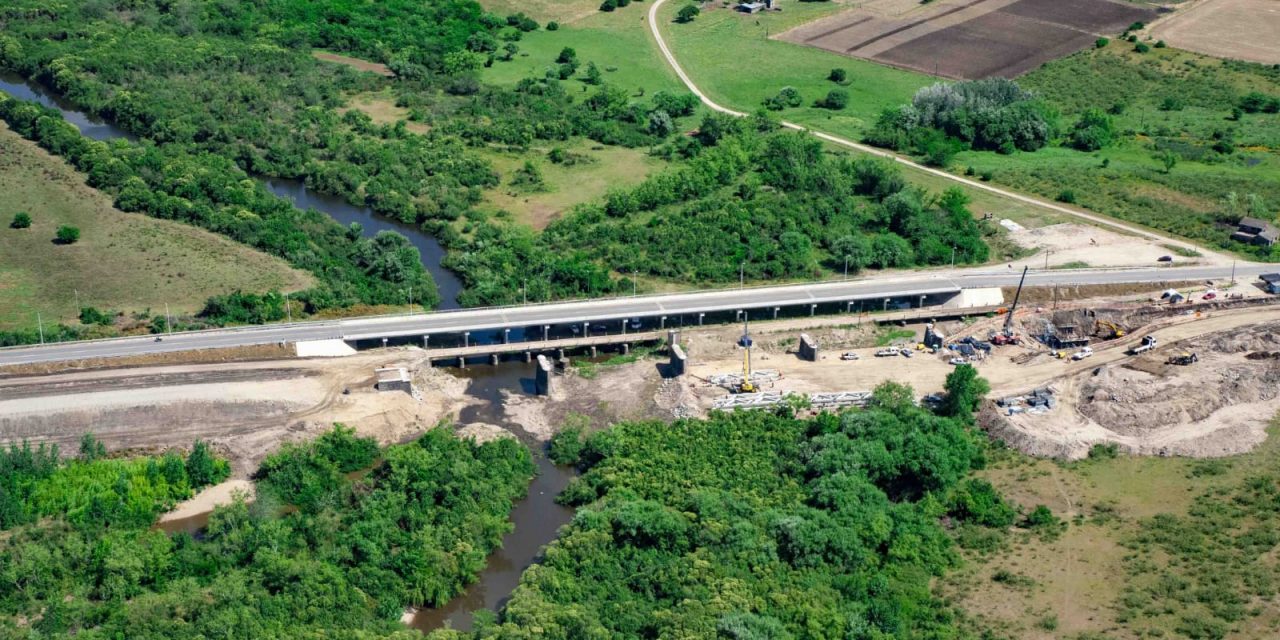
[0,124,313,330]
[477,139,666,229]
[941,418,1280,639]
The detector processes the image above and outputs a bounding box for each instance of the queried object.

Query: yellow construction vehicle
[1096,320,1126,339]
[739,315,756,393]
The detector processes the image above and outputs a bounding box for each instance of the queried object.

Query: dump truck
[1129,335,1158,355]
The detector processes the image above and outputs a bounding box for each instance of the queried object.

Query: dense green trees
[0,426,533,638]
[449,128,990,305]
[867,79,1057,155]
[439,381,1003,639]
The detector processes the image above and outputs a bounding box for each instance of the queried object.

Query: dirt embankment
[983,317,1280,459]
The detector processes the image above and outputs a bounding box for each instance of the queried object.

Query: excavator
[1096,319,1126,340]
[1168,352,1198,366]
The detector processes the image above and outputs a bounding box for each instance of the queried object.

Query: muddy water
[0,73,463,309]
[410,362,576,633]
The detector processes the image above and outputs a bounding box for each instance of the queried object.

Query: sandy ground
[1007,223,1223,269]
[0,352,468,475]
[158,479,255,523]
[1149,0,1280,65]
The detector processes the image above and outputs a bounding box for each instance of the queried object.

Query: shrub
[1024,504,1058,528]
[763,86,803,111]
[676,4,700,22]
[1056,189,1076,204]
[1095,37,1109,49]
[546,21,559,31]
[556,47,577,64]
[1134,42,1150,53]
[78,307,115,326]
[9,212,31,229]
[817,89,849,110]
[600,0,617,11]
[55,225,80,244]
[1068,108,1116,151]
[1154,40,1166,48]
[828,68,847,83]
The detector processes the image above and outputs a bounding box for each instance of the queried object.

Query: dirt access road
[645,0,1221,260]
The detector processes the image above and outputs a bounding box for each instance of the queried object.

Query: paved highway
[0,264,1267,366]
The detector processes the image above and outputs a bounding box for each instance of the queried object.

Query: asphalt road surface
[0,264,1266,366]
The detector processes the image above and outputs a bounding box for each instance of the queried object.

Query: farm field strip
[780,0,1157,79]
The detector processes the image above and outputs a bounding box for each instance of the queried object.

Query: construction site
[1,275,1278,478]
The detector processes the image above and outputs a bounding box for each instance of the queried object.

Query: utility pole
[408,286,413,313]
[165,303,173,334]
[740,261,745,289]
[843,257,849,280]
[632,271,637,296]
[1231,260,1236,286]
[37,312,44,345]
[285,293,292,323]
[950,246,956,269]
[522,279,528,304]
[1044,250,1050,270]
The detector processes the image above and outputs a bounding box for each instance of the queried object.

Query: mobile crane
[738,314,755,393]
[993,266,1028,345]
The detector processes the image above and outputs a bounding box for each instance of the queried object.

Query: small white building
[375,367,413,393]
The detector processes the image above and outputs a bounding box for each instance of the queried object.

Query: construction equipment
[1071,346,1094,361]
[1001,266,1029,341]
[1129,335,1158,355]
[1096,319,1126,339]
[739,315,755,393]
[1168,352,1199,366]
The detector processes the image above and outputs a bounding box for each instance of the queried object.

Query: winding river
[0,71,464,309]
[1,72,575,632]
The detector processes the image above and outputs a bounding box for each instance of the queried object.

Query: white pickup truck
[1071,347,1094,361]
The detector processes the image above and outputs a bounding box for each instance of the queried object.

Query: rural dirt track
[645,0,1222,259]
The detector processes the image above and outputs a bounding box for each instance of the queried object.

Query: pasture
[0,124,313,331]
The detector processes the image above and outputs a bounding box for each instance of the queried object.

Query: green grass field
[943,417,1280,639]
[0,125,313,331]
[476,138,667,228]
[481,4,685,97]
[658,0,931,131]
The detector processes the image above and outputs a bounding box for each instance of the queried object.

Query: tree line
[0,425,534,638]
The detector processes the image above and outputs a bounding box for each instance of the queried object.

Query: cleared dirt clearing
[1150,0,1280,64]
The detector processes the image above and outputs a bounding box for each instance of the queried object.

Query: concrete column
[919,295,926,308]
[798,333,818,362]
[668,344,687,377]
[698,313,704,326]
[524,351,532,363]
[590,346,597,357]
[503,329,510,344]
[883,298,890,312]
[543,325,550,342]
[621,319,627,334]
[490,353,499,366]
[660,315,667,329]
[458,356,467,369]
[621,343,630,355]
[773,307,780,319]
[810,304,817,316]
[667,330,679,348]
[464,332,470,348]
[424,356,432,367]
[736,310,742,321]
[423,335,430,348]
[556,348,564,360]
[583,322,589,338]
[535,355,554,396]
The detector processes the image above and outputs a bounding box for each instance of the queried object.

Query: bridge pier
[773,306,780,319]
[698,313,704,326]
[381,337,388,348]
[503,329,510,344]
[556,348,564,360]
[464,331,470,348]
[458,356,467,369]
[810,304,817,316]
[583,322,589,338]
[490,353,499,366]
[535,355,554,396]
[621,343,630,355]
[423,335,429,348]
[590,346,597,357]
[799,333,818,362]
[660,315,667,329]
[524,351,532,363]
[543,325,550,342]
[668,344,687,377]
